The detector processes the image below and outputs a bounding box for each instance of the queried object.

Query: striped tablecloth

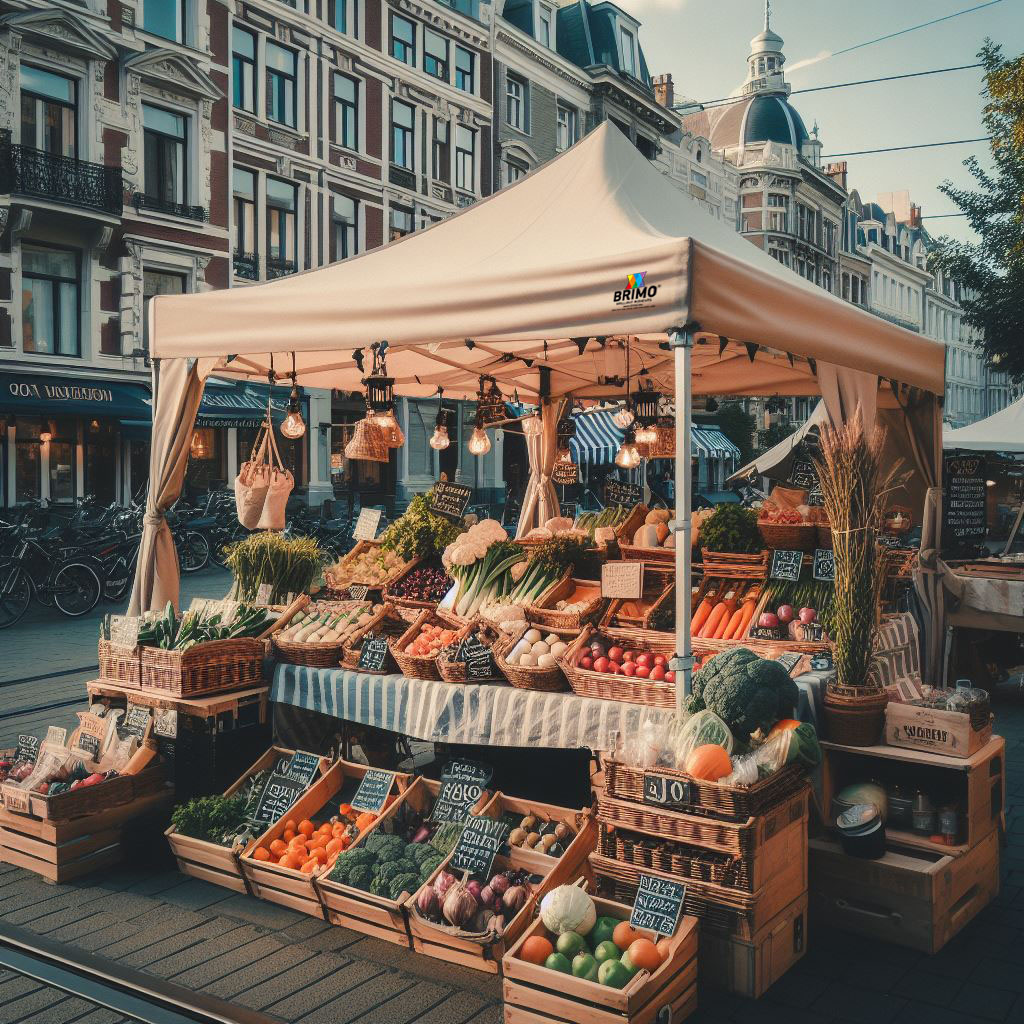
[270,665,671,751]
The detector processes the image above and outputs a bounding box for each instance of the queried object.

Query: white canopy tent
[944,394,1024,452]
[727,401,830,483]
[134,123,947,700]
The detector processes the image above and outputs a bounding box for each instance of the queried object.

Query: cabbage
[540,884,596,936]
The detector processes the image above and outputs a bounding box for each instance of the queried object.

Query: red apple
[665,671,675,684]
[609,661,621,674]
[593,657,610,674]
[636,653,653,669]
[650,665,666,681]
[799,607,817,624]
[758,612,779,629]
[623,650,637,663]
[776,605,794,625]
[621,662,637,677]
[635,664,651,679]
[608,647,625,664]
[653,654,668,668]
[580,656,593,670]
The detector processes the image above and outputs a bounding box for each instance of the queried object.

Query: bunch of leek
[438,520,526,618]
[504,535,590,605]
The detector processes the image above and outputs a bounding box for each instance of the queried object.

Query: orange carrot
[720,606,746,641]
[731,597,759,640]
[700,599,730,638]
[711,593,739,638]
[691,595,715,634]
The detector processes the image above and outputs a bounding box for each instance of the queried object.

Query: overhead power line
[921,213,970,219]
[821,137,991,158]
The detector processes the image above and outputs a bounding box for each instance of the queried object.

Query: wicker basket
[383,562,452,614]
[98,639,141,687]
[559,625,676,708]
[139,638,263,697]
[437,620,506,684]
[271,636,347,668]
[612,503,650,544]
[492,625,568,693]
[527,576,604,631]
[757,522,818,552]
[388,610,453,681]
[343,417,388,462]
[699,550,770,579]
[340,603,407,673]
[823,685,888,746]
[325,540,419,591]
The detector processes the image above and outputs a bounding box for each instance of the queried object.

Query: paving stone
[838,955,909,992]
[237,952,347,1010]
[201,941,309,1001]
[114,918,235,970]
[0,985,66,1020]
[95,908,210,958]
[951,981,1019,1021]
[298,969,415,1024]
[7,902,105,932]
[893,969,965,1007]
[405,990,492,1024]
[0,975,44,1002]
[44,912,140,946]
[17,994,107,1024]
[210,892,308,928]
[763,966,830,1008]
[893,1007,993,1024]
[810,982,907,1024]
[265,958,384,1021]
[123,871,194,897]
[463,1005,504,1024]
[172,934,289,990]
[157,878,235,911]
[61,1011,129,1024]
[970,956,1024,994]
[143,923,265,978]
[284,916,335,941]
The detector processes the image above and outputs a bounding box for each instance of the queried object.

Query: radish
[799,607,817,624]
[758,612,779,629]
[776,605,794,624]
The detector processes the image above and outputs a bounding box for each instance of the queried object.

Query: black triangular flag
[718,336,728,356]
[744,343,758,362]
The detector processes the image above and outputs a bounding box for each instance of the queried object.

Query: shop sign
[449,816,509,878]
[353,507,382,541]
[7,379,114,405]
[642,772,692,810]
[350,769,396,814]
[812,548,835,582]
[604,479,643,508]
[431,758,492,823]
[630,873,685,937]
[431,482,473,521]
[943,455,987,544]
[770,549,803,581]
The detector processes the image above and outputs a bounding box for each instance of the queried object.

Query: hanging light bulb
[634,422,658,445]
[429,424,450,450]
[280,354,307,439]
[612,404,634,429]
[614,426,641,469]
[468,411,491,456]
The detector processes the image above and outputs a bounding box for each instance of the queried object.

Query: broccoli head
[389,872,420,901]
[686,647,799,743]
[373,861,406,886]
[348,863,374,891]
[419,854,444,883]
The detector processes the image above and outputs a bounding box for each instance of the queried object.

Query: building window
[506,73,527,131]
[330,0,352,34]
[233,167,256,257]
[143,104,187,206]
[266,177,297,269]
[505,157,527,185]
[20,66,76,157]
[142,269,186,353]
[332,73,358,149]
[432,118,450,182]
[22,245,79,357]
[232,27,257,113]
[266,42,297,128]
[143,0,186,43]
[330,194,357,262]
[556,104,577,151]
[390,204,414,241]
[691,169,708,188]
[619,26,637,76]
[424,29,448,80]
[391,15,415,65]
[538,4,554,47]
[455,46,475,93]
[455,125,475,192]
[391,100,415,169]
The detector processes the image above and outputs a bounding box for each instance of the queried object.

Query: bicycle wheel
[103,552,135,603]
[0,561,31,628]
[51,561,102,617]
[178,530,210,573]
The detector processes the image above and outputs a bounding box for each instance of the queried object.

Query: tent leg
[670,328,694,710]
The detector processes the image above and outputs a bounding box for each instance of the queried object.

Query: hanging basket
[344,418,388,462]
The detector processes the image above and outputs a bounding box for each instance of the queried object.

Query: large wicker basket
[437,620,506,684]
[699,550,770,579]
[139,638,264,697]
[325,540,419,591]
[756,522,817,552]
[98,639,141,687]
[383,561,452,615]
[559,625,676,707]
[388,610,455,681]
[271,636,346,668]
[527,576,604,631]
[340,603,407,673]
[492,625,568,693]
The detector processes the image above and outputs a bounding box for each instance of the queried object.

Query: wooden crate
[699,892,807,999]
[165,746,329,894]
[240,759,410,918]
[809,828,999,954]
[314,775,489,947]
[502,895,699,1024]
[325,539,418,590]
[0,789,173,883]
[884,702,993,759]
[821,737,1005,855]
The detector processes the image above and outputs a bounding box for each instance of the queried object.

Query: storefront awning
[692,426,741,460]
[195,378,307,429]
[0,371,151,419]
[569,409,740,465]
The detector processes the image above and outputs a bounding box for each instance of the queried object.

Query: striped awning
[692,427,741,460]
[569,409,741,465]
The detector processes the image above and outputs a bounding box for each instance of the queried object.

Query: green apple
[598,959,632,989]
[556,932,586,959]
[619,950,639,977]
[593,940,620,965]
[590,916,618,949]
[572,953,599,981]
[545,952,572,974]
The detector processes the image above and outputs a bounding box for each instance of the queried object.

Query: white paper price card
[353,507,383,542]
[601,561,644,600]
[256,583,273,606]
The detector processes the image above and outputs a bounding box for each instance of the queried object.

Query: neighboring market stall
[6,124,1003,1020]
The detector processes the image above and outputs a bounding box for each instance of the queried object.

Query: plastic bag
[720,732,790,787]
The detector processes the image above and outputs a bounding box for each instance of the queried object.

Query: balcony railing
[0,131,122,216]
[132,191,208,222]
[266,257,297,280]
[233,251,259,281]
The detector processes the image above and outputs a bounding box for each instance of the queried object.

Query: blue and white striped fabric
[691,427,741,459]
[271,665,671,751]
[569,409,624,465]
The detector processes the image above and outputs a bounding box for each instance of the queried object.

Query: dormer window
[537,4,554,48]
[619,26,636,77]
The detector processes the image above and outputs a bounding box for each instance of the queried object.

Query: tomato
[635,664,651,679]
[653,654,668,667]
[593,657,610,674]
[665,671,675,684]
[636,653,652,669]
[621,662,637,677]
[623,650,637,662]
[608,646,625,664]
[580,656,593,670]
[649,665,666,681]
[608,661,621,674]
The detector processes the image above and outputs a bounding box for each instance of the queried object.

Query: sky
[616,0,1024,243]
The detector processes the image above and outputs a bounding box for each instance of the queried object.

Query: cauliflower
[685,648,799,744]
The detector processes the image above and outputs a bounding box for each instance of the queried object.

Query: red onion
[502,884,528,915]
[479,885,495,907]
[489,874,510,896]
[433,870,457,898]
[443,882,478,927]
[417,886,439,918]
[467,880,482,901]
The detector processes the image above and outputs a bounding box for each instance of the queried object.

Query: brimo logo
[614,271,658,304]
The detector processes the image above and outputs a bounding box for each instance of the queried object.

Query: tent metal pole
[670,327,694,709]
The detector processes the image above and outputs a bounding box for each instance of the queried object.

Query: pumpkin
[684,743,732,781]
[768,719,802,737]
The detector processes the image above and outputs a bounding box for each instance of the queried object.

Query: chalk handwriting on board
[350,769,396,814]
[770,549,803,581]
[812,548,835,582]
[630,874,685,937]
[449,816,510,878]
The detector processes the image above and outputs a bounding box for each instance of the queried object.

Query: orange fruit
[298,820,315,838]
[625,938,662,972]
[252,847,270,862]
[283,829,296,842]
[613,921,642,951]
[326,838,344,856]
[318,822,333,835]
[279,853,302,870]
[520,936,553,965]
[300,859,318,874]
[269,839,288,857]
[656,937,673,961]
[309,847,328,863]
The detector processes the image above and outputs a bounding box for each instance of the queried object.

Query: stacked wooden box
[593,759,810,998]
[812,734,1004,953]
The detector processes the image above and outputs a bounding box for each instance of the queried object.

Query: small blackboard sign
[76,732,101,759]
[118,704,151,742]
[431,481,473,521]
[630,873,685,937]
[449,816,510,878]
[749,625,782,641]
[560,501,578,520]
[642,772,693,811]
[250,772,306,827]
[807,486,824,508]
[285,750,321,787]
[348,584,370,601]
[15,735,39,765]
[357,633,393,673]
[878,533,901,548]
[789,461,817,490]
[812,548,835,582]
[604,479,643,508]
[456,632,497,680]
[943,454,987,545]
[810,651,835,673]
[351,768,396,814]
[770,549,803,581]
[431,758,493,822]
[773,651,802,674]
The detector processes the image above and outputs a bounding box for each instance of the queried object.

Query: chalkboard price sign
[812,548,835,582]
[749,625,782,641]
[630,874,685,937]
[642,772,693,811]
[604,479,643,508]
[431,482,473,521]
[770,549,803,581]
[458,632,497,680]
[807,487,824,508]
[878,533,902,548]
[357,633,394,673]
[250,772,306,827]
[943,454,987,544]
[347,584,370,601]
[285,750,321,787]
[14,735,39,765]
[351,769,396,814]
[810,651,835,673]
[118,704,151,743]
[560,501,578,520]
[789,461,817,490]
[449,816,510,878]
[431,758,493,822]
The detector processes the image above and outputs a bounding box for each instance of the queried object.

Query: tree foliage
[929,40,1024,383]
[714,402,756,465]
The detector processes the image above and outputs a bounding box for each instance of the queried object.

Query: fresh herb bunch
[379,492,464,561]
[171,793,251,844]
[225,533,325,604]
[699,505,762,555]
[505,534,590,605]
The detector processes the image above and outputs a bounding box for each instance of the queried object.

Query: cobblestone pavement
[0,678,1020,1021]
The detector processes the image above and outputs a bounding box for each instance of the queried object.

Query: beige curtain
[515,400,561,539]
[128,356,214,614]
